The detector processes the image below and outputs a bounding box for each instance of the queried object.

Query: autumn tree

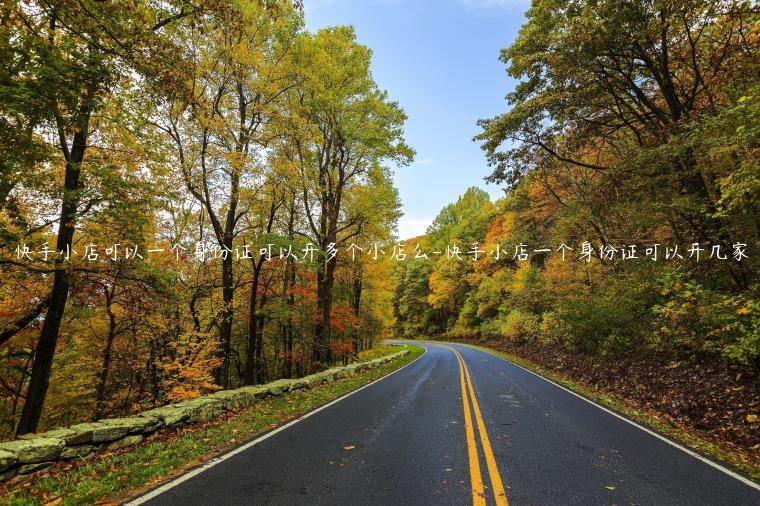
[392,0,760,372]
[153,0,303,386]
[287,26,412,363]
[0,0,410,437]
[3,0,205,435]
[476,0,759,288]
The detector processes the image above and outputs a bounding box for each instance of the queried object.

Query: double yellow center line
[445,346,508,506]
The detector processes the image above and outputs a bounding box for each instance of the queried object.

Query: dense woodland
[0,0,411,438]
[1,0,759,451]
[392,0,760,445]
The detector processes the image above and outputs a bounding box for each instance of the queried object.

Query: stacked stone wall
[0,350,410,482]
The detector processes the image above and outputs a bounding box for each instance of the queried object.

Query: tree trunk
[94,288,118,420]
[313,251,337,365]
[16,104,91,435]
[255,314,266,383]
[285,262,295,378]
[215,252,234,387]
[351,264,363,356]
[278,259,289,379]
[245,257,264,385]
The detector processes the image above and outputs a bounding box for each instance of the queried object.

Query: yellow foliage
[157,333,223,403]
[508,263,532,294]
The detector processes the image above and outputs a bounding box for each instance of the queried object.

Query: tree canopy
[0,0,410,437]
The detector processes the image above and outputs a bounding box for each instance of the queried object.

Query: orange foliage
[157,333,223,402]
[330,339,356,363]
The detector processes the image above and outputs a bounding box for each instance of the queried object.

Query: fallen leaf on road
[343,445,355,450]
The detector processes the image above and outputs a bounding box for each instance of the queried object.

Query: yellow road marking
[457,350,509,506]
[455,346,486,505]
[444,345,509,506]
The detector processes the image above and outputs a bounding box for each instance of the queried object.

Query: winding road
[131,342,760,505]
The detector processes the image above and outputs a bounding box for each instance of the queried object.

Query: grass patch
[447,340,760,481]
[1,345,424,506]
[357,343,398,361]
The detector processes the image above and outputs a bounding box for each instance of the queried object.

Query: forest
[1,0,759,465]
[0,0,411,438]
[392,0,760,453]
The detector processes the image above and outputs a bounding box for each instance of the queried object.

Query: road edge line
[446,341,760,493]
[125,347,427,505]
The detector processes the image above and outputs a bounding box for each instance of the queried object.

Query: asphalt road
[134,342,760,505]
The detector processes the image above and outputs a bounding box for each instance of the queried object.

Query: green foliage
[555,292,645,356]
[651,269,720,356]
[393,261,440,338]
[426,187,493,251]
[390,0,758,370]
[722,299,760,367]
[689,82,760,218]
[481,309,540,345]
[0,1,409,436]
[653,269,760,366]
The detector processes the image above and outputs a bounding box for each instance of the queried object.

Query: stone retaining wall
[0,350,410,483]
